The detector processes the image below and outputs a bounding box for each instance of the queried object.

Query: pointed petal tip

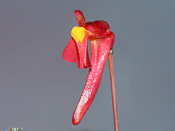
[62,38,77,63]
[74,10,82,14]
[74,10,86,27]
[74,10,83,17]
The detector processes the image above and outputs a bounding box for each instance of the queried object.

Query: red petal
[74,10,86,27]
[72,33,115,125]
[75,37,91,69]
[85,20,110,35]
[62,37,91,69]
[63,38,77,63]
[63,38,78,63]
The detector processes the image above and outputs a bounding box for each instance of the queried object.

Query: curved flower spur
[63,10,118,130]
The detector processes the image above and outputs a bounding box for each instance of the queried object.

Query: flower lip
[85,20,110,35]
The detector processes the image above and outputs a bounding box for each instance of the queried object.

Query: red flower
[63,10,115,125]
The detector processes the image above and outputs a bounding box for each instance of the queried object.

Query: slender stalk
[108,49,119,131]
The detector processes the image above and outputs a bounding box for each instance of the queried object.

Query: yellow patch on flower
[71,26,89,43]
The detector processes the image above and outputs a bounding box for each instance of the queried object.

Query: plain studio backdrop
[0,0,175,131]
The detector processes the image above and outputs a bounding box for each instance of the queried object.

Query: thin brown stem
[108,49,119,131]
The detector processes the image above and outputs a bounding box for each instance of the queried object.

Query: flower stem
[108,49,119,131]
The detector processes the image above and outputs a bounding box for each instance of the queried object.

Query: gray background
[0,0,175,131]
